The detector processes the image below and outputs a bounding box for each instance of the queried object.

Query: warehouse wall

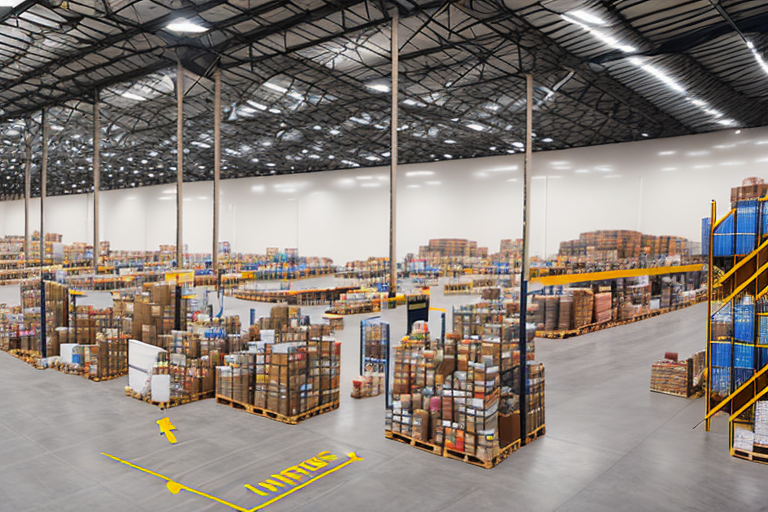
[1,125,767,262]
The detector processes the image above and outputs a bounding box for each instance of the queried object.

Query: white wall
[1,125,767,262]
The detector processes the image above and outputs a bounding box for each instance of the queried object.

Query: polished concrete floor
[1,283,766,512]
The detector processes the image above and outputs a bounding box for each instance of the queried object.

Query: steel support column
[93,90,101,271]
[213,67,221,279]
[176,59,184,268]
[388,8,399,298]
[519,74,533,445]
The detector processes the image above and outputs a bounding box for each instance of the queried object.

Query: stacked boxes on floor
[650,351,706,397]
[216,329,341,422]
[19,278,69,358]
[352,319,389,398]
[387,302,543,467]
[131,283,188,345]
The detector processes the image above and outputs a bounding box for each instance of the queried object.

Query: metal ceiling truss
[0,0,767,199]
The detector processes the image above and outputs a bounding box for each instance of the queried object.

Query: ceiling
[0,0,766,198]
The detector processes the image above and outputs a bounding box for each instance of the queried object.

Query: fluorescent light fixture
[121,92,146,101]
[443,154,453,159]
[365,156,380,161]
[541,138,553,143]
[512,142,524,148]
[641,133,649,137]
[191,141,210,148]
[350,117,370,125]
[562,14,635,53]
[489,146,497,150]
[288,91,304,101]
[367,84,390,93]
[718,119,736,126]
[246,100,267,111]
[629,57,685,93]
[166,19,208,33]
[329,129,341,135]
[747,41,755,50]
[266,163,276,167]
[568,10,606,26]
[264,82,288,94]
[444,139,456,144]
[690,99,706,107]
[0,0,25,6]
[268,108,281,114]
[466,123,485,131]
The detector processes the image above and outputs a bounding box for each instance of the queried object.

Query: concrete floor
[1,283,766,511]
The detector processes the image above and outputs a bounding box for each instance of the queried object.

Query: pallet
[536,298,706,340]
[86,372,126,382]
[443,439,522,469]
[384,430,443,456]
[526,424,546,443]
[732,448,768,465]
[215,394,339,425]
[125,387,214,409]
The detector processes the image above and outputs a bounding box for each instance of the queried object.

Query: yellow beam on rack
[718,261,768,308]
[719,238,768,284]
[530,264,704,287]
[729,384,768,422]
[706,363,768,420]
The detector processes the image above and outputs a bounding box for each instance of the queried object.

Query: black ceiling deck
[0,0,767,198]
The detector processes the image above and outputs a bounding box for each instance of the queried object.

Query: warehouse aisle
[1,297,766,512]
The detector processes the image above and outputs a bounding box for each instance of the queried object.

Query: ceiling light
[690,99,706,107]
[329,129,340,135]
[512,142,524,148]
[288,91,304,101]
[568,10,607,26]
[489,146,497,150]
[747,41,755,50]
[443,154,453,159]
[268,108,281,114]
[246,100,267,111]
[264,82,288,94]
[266,163,276,167]
[629,58,685,93]
[541,138,553,143]
[562,15,635,53]
[0,0,25,6]
[444,139,456,144]
[467,123,485,131]
[718,119,736,126]
[121,92,146,101]
[166,19,208,33]
[367,84,390,93]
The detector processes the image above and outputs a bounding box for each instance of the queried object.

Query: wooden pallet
[443,439,522,469]
[215,394,339,425]
[384,430,443,456]
[526,424,546,443]
[86,372,126,382]
[125,387,214,409]
[732,448,768,465]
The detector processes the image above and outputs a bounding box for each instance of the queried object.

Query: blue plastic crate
[734,344,755,369]
[702,218,711,256]
[712,342,732,368]
[711,367,731,395]
[714,213,735,257]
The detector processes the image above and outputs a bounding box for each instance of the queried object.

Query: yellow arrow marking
[102,451,363,512]
[156,417,178,444]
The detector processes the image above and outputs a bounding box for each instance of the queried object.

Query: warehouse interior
[2,1,768,511]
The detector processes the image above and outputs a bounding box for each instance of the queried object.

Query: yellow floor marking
[102,451,363,512]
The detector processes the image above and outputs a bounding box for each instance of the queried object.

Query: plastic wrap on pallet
[734,343,755,369]
[714,213,735,257]
[735,298,755,343]
[736,200,759,255]
[701,218,711,256]
[734,368,754,389]
[711,342,732,368]
[711,367,731,396]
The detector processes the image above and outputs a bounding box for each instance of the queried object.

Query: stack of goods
[736,199,759,255]
[544,296,559,332]
[558,294,573,331]
[733,400,768,455]
[327,290,385,315]
[572,289,594,328]
[216,336,341,422]
[19,279,69,360]
[710,307,733,399]
[731,177,768,206]
[352,320,389,399]
[131,283,189,346]
[593,292,612,323]
[526,362,545,434]
[387,306,543,467]
[650,354,692,397]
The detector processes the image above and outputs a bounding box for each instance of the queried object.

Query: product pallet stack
[386,302,544,469]
[16,278,69,363]
[215,334,341,424]
[352,319,389,399]
[130,283,189,346]
[327,290,386,315]
[650,351,706,398]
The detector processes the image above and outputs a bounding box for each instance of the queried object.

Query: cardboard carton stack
[131,283,188,346]
[593,292,612,323]
[731,177,768,206]
[572,289,594,328]
[387,309,543,467]
[217,333,341,421]
[352,321,388,398]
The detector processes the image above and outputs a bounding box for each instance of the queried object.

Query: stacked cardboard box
[217,334,341,420]
[388,309,542,466]
[593,292,612,323]
[572,289,594,328]
[731,177,768,205]
[650,357,692,397]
